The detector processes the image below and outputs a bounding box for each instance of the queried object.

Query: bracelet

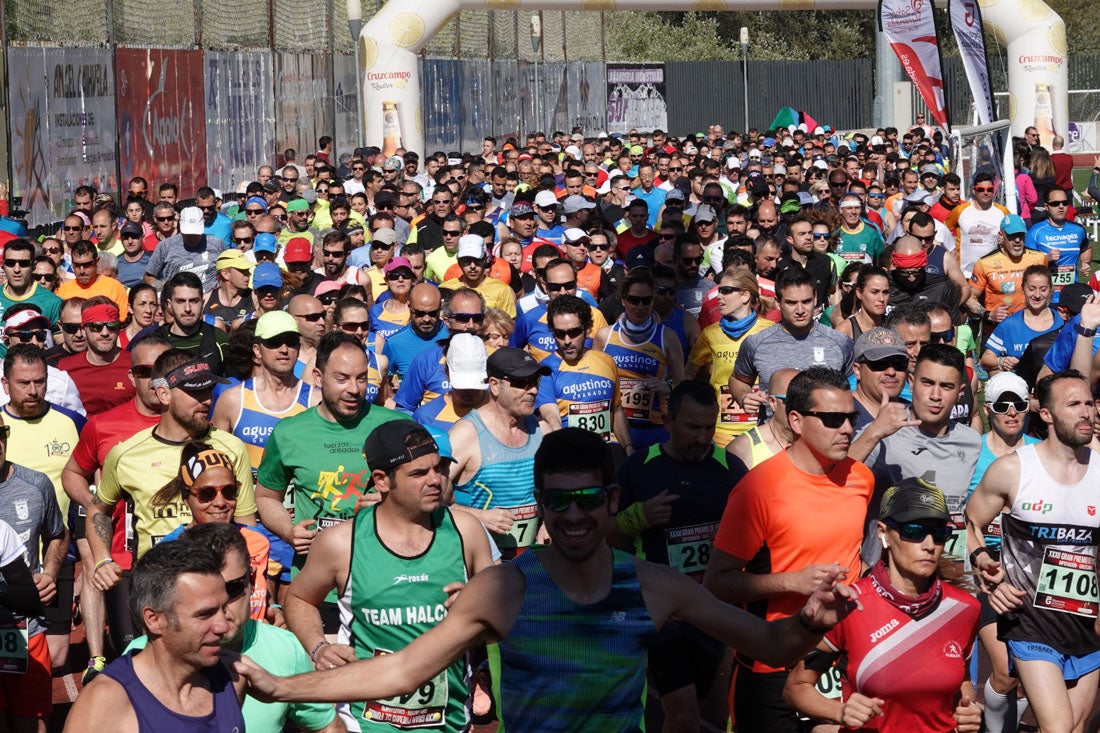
[797,608,832,635]
[309,640,330,660]
[268,604,283,611]
[94,558,116,571]
[969,546,993,568]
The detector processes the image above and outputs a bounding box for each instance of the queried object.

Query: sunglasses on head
[799,410,858,428]
[552,326,585,339]
[886,520,952,544]
[538,486,609,513]
[988,399,1028,414]
[224,567,255,602]
[190,483,239,503]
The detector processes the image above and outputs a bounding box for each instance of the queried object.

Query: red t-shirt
[57,351,136,416]
[714,449,873,673]
[615,229,658,260]
[70,400,161,569]
[520,237,559,274]
[824,576,979,733]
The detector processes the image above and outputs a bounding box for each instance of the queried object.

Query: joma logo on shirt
[869,618,899,643]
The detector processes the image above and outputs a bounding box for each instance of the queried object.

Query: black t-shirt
[777,251,834,310]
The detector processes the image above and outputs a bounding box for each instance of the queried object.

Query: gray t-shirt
[0,464,64,634]
[733,322,854,390]
[676,276,711,317]
[145,234,226,291]
[860,422,982,565]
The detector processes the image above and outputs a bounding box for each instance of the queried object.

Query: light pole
[347,0,363,146]
[740,27,749,135]
[531,15,542,136]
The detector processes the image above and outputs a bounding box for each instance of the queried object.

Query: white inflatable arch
[357,0,1067,153]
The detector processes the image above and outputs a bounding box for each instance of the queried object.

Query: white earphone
[880,536,889,550]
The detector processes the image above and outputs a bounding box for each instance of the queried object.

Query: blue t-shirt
[382,323,448,379]
[985,308,1064,359]
[631,187,667,228]
[392,344,448,413]
[116,252,151,288]
[536,224,565,247]
[1024,219,1089,302]
[205,213,233,244]
[1043,314,1100,372]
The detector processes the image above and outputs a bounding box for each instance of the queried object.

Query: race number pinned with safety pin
[1034,547,1099,618]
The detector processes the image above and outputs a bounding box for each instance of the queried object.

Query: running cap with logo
[363,419,440,472]
[216,249,253,272]
[562,195,596,214]
[447,333,489,390]
[179,207,204,235]
[486,346,551,379]
[456,234,486,259]
[283,237,313,263]
[120,221,144,238]
[880,477,951,523]
[1059,283,1092,315]
[534,190,558,209]
[854,327,908,362]
[999,214,1027,236]
[384,256,413,274]
[253,262,284,290]
[4,308,49,333]
[694,204,718,224]
[253,233,278,254]
[154,359,227,392]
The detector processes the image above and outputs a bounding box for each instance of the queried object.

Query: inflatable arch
[357,0,1067,154]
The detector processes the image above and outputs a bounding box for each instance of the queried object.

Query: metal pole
[740,27,749,134]
[347,0,363,147]
[531,15,542,136]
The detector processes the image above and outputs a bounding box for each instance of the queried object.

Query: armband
[797,608,832,635]
[969,546,993,568]
[1075,323,1097,338]
[615,502,651,538]
[268,604,283,611]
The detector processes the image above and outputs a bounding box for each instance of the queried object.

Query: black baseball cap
[1059,283,1092,316]
[362,420,441,472]
[486,347,551,379]
[156,359,228,392]
[879,477,951,523]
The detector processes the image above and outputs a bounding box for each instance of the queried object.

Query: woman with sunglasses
[119,284,161,348]
[369,257,414,352]
[784,478,981,733]
[835,266,890,339]
[686,269,773,447]
[151,442,276,623]
[333,297,386,404]
[596,269,684,450]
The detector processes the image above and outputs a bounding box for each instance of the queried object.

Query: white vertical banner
[948,0,995,125]
[879,0,950,131]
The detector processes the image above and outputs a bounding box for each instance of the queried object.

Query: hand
[872,392,922,438]
[1082,262,1093,279]
[480,507,515,534]
[313,642,357,671]
[34,572,57,605]
[954,695,983,733]
[231,653,280,703]
[801,566,862,629]
[290,519,319,554]
[741,388,766,414]
[1080,294,1100,331]
[642,491,679,528]
[974,555,1005,593]
[442,581,464,610]
[991,305,1009,323]
[355,491,382,510]
[997,355,1019,372]
[266,605,286,629]
[839,693,884,728]
[987,581,1027,614]
[791,563,849,597]
[93,561,122,591]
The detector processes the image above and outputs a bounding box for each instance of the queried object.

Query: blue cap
[252,261,283,289]
[1000,214,1027,236]
[425,426,454,461]
[763,137,775,147]
[254,232,277,253]
[244,196,268,212]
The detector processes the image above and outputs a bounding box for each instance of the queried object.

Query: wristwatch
[1075,323,1097,338]
[969,546,992,568]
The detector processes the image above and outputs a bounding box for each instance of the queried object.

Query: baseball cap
[4,308,48,333]
[486,347,551,379]
[252,262,283,290]
[456,234,486,260]
[562,195,596,214]
[372,227,397,245]
[1000,214,1027,236]
[904,190,932,205]
[253,233,278,254]
[383,256,413,274]
[570,133,584,142]
[283,237,313,263]
[534,190,559,209]
[216,249,253,272]
[447,333,489,390]
[285,199,310,213]
[156,359,227,392]
[375,191,398,207]
[254,310,299,340]
[299,188,318,206]
[694,204,717,224]
[562,228,590,245]
[665,189,685,203]
[179,206,204,235]
[1058,283,1093,315]
[879,477,951,523]
[984,371,1029,403]
[629,145,644,155]
[382,156,404,171]
[262,180,281,193]
[120,221,144,238]
[362,420,440,472]
[510,201,535,218]
[854,327,908,362]
[314,280,343,299]
[920,164,942,178]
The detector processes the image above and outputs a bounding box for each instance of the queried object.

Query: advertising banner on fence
[879,0,950,131]
[606,64,667,136]
[948,0,995,125]
[9,47,117,225]
[569,62,607,137]
[204,51,275,195]
[274,53,334,163]
[116,49,206,197]
[422,59,462,152]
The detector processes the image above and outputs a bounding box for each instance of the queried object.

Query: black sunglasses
[552,326,585,339]
[292,312,325,322]
[862,356,909,372]
[260,333,301,350]
[538,486,608,513]
[886,520,952,544]
[224,567,256,602]
[799,410,859,428]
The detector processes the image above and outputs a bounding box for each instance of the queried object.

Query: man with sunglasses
[848,328,911,432]
[423,216,465,284]
[144,207,227,292]
[314,230,366,290]
[57,299,134,416]
[945,172,1010,280]
[59,213,90,253]
[407,187,453,253]
[0,239,62,327]
[967,215,1048,332]
[673,234,710,319]
[283,238,325,297]
[440,235,516,318]
[381,283,447,388]
[1025,189,1089,304]
[57,240,130,318]
[145,201,178,252]
[115,221,152,288]
[288,295,326,380]
[705,367,873,733]
[615,199,658,261]
[195,187,232,244]
[512,259,608,363]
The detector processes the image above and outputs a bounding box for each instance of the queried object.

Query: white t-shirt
[0,519,24,567]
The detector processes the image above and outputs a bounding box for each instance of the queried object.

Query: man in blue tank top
[233,429,862,733]
[68,540,249,732]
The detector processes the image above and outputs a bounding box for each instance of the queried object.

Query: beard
[1051,412,1094,448]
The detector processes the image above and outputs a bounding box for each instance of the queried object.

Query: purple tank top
[103,651,245,733]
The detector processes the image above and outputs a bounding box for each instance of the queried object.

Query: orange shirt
[443,256,513,285]
[968,247,1048,316]
[713,449,873,673]
[56,275,130,319]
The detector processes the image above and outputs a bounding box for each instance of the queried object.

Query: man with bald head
[382,283,447,382]
[726,367,797,469]
[887,234,961,318]
[754,200,780,239]
[288,295,325,379]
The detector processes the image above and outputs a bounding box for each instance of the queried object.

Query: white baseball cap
[179,206,204,235]
[447,334,488,390]
[534,190,559,209]
[456,234,486,259]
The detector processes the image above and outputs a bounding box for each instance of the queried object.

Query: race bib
[620,379,654,422]
[839,250,868,263]
[567,401,611,441]
[366,649,448,728]
[719,385,751,425]
[316,516,348,531]
[499,504,540,550]
[665,522,719,579]
[1034,547,1099,618]
[1052,266,1075,287]
[815,663,843,701]
[943,498,967,566]
[0,622,29,674]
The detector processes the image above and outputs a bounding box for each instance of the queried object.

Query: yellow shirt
[440,276,517,318]
[57,275,130,320]
[688,318,774,446]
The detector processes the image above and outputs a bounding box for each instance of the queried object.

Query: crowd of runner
[0,118,1095,732]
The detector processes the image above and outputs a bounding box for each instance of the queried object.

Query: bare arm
[665,332,684,386]
[612,406,633,454]
[285,522,356,669]
[943,253,970,304]
[211,387,241,432]
[86,496,122,590]
[702,548,848,605]
[61,456,95,511]
[537,404,562,433]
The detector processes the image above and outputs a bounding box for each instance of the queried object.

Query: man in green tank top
[284,420,494,731]
[236,429,862,733]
